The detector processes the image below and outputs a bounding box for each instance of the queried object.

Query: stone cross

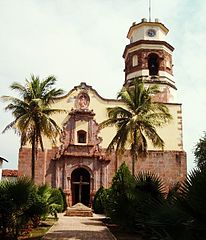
[72,175,89,203]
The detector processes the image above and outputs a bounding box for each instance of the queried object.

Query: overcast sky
[0,0,206,171]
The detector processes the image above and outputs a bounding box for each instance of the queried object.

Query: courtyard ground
[42,213,115,240]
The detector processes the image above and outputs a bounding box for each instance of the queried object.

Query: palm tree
[1,75,65,180]
[142,167,206,240]
[0,177,36,239]
[100,78,172,175]
[36,184,63,219]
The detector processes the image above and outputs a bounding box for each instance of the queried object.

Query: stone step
[65,202,93,217]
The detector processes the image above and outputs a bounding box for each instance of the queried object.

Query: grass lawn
[19,218,57,240]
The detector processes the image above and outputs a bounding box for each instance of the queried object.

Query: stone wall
[114,150,187,188]
[18,147,57,185]
[18,147,186,191]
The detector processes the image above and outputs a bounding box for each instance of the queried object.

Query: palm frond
[143,124,164,149]
[134,171,166,198]
[1,75,66,179]
[100,78,172,175]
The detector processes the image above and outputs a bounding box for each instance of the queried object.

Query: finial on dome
[149,0,152,22]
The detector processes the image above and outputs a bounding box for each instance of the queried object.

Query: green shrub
[104,162,135,228]
[0,179,65,239]
[93,186,107,214]
[104,165,167,231]
[36,185,64,219]
[59,188,67,211]
[49,188,64,217]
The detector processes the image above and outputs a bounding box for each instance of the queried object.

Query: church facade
[18,18,187,206]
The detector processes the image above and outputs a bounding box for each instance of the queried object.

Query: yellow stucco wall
[33,85,183,152]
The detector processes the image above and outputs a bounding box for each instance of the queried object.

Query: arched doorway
[71,168,90,206]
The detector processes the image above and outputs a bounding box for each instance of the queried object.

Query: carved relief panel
[75,91,90,110]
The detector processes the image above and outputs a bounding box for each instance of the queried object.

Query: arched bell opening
[71,167,90,206]
[148,53,159,76]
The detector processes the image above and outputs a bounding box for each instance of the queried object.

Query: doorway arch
[71,168,90,206]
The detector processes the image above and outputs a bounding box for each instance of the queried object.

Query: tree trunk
[115,151,118,172]
[132,152,137,176]
[31,134,36,180]
[132,130,138,176]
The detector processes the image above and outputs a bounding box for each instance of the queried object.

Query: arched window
[132,54,138,67]
[148,53,159,76]
[77,130,87,143]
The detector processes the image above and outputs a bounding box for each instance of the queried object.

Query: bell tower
[123,18,176,103]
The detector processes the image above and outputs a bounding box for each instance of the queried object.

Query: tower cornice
[127,21,169,39]
[123,40,174,58]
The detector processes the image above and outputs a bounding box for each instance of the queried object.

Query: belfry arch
[148,53,159,76]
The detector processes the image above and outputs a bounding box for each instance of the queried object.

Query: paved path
[43,213,116,240]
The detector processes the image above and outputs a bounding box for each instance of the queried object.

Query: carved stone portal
[58,98,103,158]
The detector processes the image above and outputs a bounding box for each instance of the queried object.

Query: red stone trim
[177,105,184,149]
[67,164,94,179]
[2,169,18,177]
[123,40,174,58]
[57,145,110,162]
[124,48,174,79]
[124,77,177,91]
[58,109,107,161]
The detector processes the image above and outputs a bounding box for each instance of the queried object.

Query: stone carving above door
[58,107,102,158]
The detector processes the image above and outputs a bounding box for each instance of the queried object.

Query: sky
[0,0,206,171]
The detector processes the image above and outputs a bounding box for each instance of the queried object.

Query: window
[166,56,171,69]
[77,130,87,143]
[132,55,138,67]
[148,53,159,76]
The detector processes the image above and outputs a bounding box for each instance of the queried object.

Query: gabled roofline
[53,82,121,103]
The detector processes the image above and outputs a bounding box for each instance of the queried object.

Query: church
[18,18,187,206]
